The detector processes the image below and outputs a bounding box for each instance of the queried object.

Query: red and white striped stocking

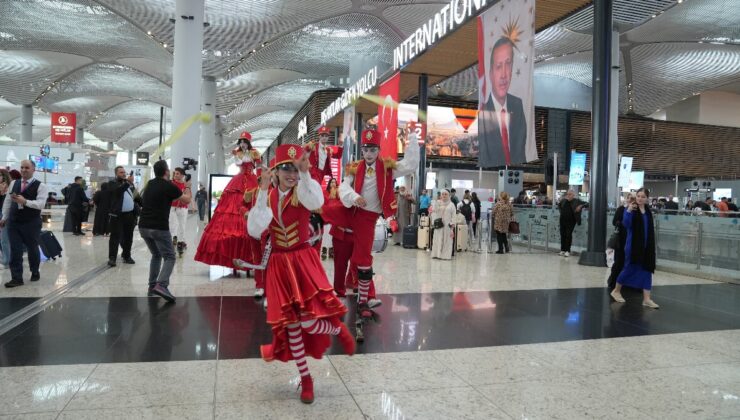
[287,323,310,378]
[301,318,340,335]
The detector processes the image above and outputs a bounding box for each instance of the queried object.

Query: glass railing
[475,206,740,281]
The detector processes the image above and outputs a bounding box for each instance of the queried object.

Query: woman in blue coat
[610,187,660,309]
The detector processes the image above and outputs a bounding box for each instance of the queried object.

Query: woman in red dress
[195,131,260,272]
[247,144,355,404]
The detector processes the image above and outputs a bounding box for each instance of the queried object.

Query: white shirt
[1,178,49,222]
[246,170,324,239]
[317,145,328,171]
[339,132,420,213]
[491,93,510,141]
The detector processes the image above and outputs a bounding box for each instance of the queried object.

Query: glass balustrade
[478,206,740,281]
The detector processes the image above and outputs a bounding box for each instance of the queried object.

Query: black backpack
[460,200,472,222]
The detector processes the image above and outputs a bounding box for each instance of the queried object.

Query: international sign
[50,112,76,143]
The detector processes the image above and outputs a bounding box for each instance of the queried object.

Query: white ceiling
[0,0,738,153]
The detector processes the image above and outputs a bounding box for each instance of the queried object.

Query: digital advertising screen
[29,154,44,170]
[208,174,233,221]
[395,104,479,158]
[45,157,59,174]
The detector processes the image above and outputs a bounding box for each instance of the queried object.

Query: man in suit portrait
[478,37,527,168]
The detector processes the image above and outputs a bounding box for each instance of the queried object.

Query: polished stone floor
[0,215,738,419]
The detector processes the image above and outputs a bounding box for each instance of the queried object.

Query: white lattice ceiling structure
[0,0,446,152]
[436,0,740,116]
[0,0,738,151]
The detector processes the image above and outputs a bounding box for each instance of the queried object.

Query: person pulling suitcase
[1,160,49,288]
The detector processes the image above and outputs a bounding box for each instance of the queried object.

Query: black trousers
[560,222,576,252]
[8,219,41,281]
[495,231,509,252]
[607,248,625,289]
[108,211,136,260]
[69,208,83,234]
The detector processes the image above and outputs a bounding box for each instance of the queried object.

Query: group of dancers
[191,127,419,403]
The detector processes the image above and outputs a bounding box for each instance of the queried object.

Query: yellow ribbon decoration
[140,112,212,187]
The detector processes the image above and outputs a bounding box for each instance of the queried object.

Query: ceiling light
[147,30,152,35]
[163,43,168,48]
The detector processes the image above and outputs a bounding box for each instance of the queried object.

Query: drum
[372,218,388,253]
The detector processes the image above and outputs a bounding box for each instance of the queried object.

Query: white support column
[169,0,205,185]
[216,131,225,174]
[21,104,33,142]
[199,76,216,185]
[607,29,620,207]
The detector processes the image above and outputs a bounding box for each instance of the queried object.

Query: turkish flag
[50,112,76,143]
[377,72,400,160]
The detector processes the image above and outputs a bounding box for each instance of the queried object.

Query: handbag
[433,218,444,229]
[508,221,520,234]
[389,219,399,233]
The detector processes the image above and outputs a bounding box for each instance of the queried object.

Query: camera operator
[107,166,140,267]
[169,167,190,253]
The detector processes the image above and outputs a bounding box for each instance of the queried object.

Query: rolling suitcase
[403,225,417,249]
[456,224,468,252]
[39,230,63,260]
[419,215,430,228]
[417,226,430,249]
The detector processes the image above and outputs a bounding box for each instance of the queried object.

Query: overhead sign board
[136,152,150,166]
[393,0,491,71]
[321,66,377,125]
[50,112,76,143]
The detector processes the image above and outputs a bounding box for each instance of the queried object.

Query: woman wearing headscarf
[493,191,514,254]
[610,187,659,309]
[431,190,456,260]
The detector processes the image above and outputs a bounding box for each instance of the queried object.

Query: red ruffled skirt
[194,171,258,268]
[261,244,348,362]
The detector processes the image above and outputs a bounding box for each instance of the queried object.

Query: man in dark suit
[67,176,89,236]
[478,37,527,168]
[107,166,139,266]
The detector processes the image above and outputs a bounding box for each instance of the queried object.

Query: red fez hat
[272,144,304,169]
[239,131,252,141]
[361,129,380,147]
[317,126,331,135]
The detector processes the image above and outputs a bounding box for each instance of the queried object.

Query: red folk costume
[337,129,419,314]
[194,132,260,269]
[304,125,341,185]
[246,144,354,404]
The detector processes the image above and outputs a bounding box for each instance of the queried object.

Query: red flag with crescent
[378,72,400,160]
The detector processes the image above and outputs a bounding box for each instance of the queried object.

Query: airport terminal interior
[1,0,739,419]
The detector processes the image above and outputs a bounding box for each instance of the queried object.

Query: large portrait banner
[477,1,536,168]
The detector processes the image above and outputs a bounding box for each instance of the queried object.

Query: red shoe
[338,323,356,356]
[300,375,314,404]
[358,303,373,319]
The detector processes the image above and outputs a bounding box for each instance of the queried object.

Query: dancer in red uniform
[194,132,262,290]
[304,126,340,185]
[247,144,355,404]
[338,129,419,319]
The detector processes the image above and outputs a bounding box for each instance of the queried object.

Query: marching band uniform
[195,132,260,271]
[304,126,341,185]
[338,129,419,317]
[247,144,355,404]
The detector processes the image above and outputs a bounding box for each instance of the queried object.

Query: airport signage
[321,66,378,125]
[393,0,490,70]
[50,112,76,143]
[136,152,150,166]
